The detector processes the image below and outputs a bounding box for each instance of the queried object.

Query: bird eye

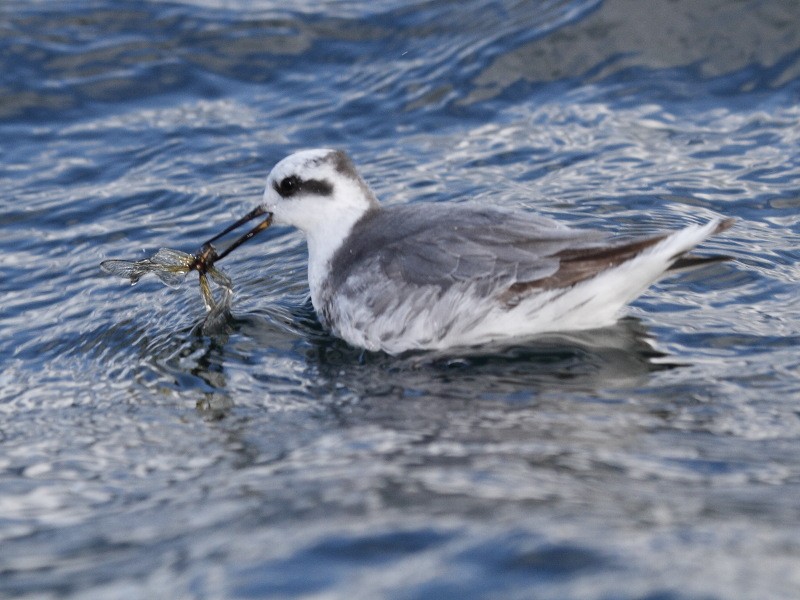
[277,175,301,197]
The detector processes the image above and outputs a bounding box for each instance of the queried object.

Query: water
[2,0,800,597]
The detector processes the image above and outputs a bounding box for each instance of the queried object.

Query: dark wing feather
[508,233,669,292]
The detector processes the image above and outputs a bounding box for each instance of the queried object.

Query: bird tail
[665,217,736,273]
[542,217,736,330]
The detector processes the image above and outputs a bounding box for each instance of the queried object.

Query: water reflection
[191,333,235,419]
[4,0,800,595]
[183,310,679,420]
[307,316,675,402]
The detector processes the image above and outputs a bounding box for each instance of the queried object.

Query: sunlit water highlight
[2,1,800,598]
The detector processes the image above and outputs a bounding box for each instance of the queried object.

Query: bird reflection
[299,314,679,403]
[148,306,679,420]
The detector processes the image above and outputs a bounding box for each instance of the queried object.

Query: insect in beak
[192,206,274,275]
[101,205,273,317]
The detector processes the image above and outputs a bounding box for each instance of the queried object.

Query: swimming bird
[254,149,733,354]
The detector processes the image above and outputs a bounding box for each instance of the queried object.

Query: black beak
[191,206,273,274]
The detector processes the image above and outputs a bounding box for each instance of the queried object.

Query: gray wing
[329,204,610,293]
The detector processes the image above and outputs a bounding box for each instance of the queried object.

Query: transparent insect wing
[151,268,188,289]
[206,265,233,288]
[150,248,194,269]
[102,249,193,288]
[201,286,233,335]
[100,259,145,284]
[198,272,216,312]
[137,248,193,288]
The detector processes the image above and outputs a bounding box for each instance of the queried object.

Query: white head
[262,149,378,234]
[261,149,379,297]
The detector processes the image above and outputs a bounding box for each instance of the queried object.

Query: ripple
[2,0,800,598]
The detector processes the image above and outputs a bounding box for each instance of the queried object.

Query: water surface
[2,0,800,598]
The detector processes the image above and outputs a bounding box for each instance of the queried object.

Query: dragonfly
[101,206,273,313]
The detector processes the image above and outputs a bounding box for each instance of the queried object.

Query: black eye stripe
[273,175,333,198]
[302,178,333,196]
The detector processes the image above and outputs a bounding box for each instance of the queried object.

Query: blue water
[2,0,800,597]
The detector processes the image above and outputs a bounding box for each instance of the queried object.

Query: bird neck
[305,204,375,305]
